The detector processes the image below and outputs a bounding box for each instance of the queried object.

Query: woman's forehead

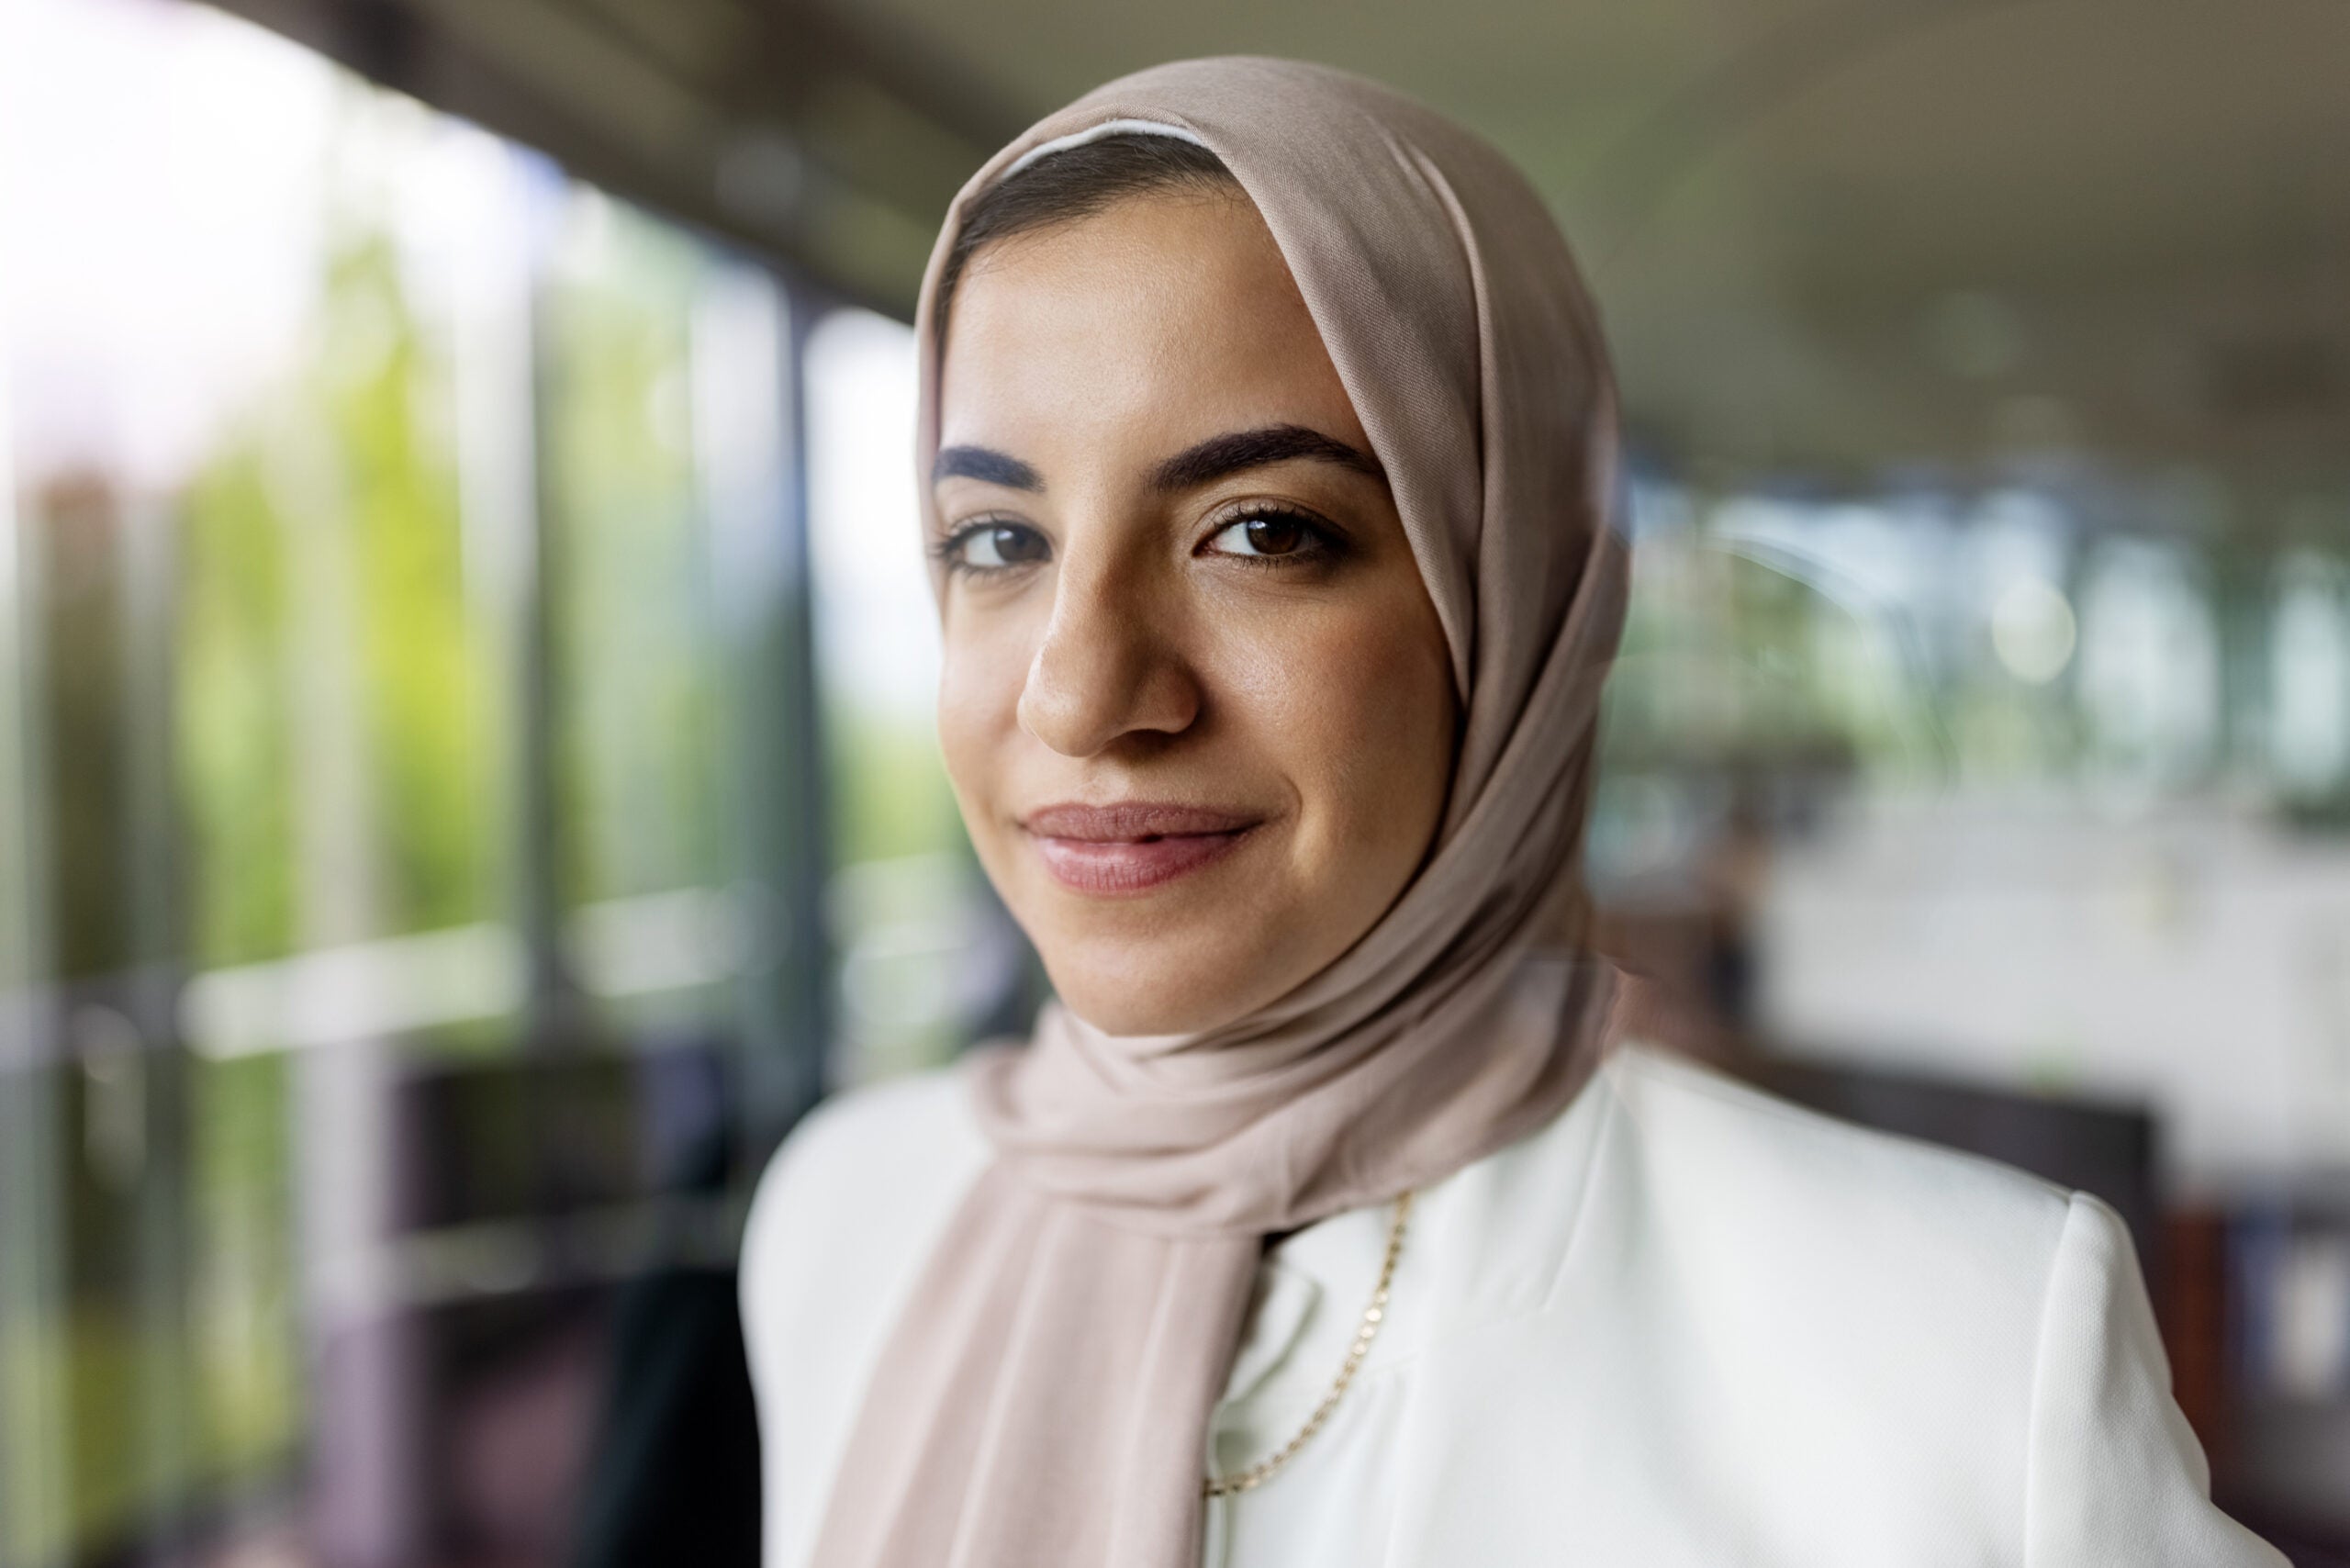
[935,193,1369,465]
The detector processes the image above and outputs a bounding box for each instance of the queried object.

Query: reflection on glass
[2270,552,2350,796]
[2078,537,2221,786]
[1,1,813,1563]
[804,309,1022,1086]
[542,194,721,918]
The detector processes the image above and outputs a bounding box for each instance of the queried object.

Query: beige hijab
[813,56,1631,1568]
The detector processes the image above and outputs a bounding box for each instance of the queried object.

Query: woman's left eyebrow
[1148,424,1384,492]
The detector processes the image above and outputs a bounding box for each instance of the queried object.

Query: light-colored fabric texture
[744,1046,2288,1568]
[808,56,1634,1568]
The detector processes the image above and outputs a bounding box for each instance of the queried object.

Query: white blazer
[741,1043,2285,1567]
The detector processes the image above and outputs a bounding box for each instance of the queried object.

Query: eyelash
[930,505,1344,580]
[930,516,1039,579]
[1203,504,1342,570]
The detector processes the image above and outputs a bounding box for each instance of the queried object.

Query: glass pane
[541,194,722,916]
[0,2,812,1563]
[805,308,1024,1084]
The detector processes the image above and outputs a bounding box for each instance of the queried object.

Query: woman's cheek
[935,621,1033,812]
[1238,593,1449,790]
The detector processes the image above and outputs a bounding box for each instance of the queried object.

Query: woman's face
[933,185,1459,1036]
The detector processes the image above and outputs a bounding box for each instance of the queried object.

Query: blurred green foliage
[540,197,722,911]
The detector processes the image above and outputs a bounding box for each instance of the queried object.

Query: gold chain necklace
[1203,1191,1415,1499]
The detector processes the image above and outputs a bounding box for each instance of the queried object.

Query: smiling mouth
[1020,801,1266,896]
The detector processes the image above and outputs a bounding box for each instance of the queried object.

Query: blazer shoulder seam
[2018,1191,2093,1568]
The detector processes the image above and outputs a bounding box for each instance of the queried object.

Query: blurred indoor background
[1,0,2344,1562]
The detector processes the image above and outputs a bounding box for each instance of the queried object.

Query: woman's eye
[1206,513,1315,559]
[945,522,1050,572]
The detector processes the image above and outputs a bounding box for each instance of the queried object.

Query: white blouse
[741,1043,2285,1567]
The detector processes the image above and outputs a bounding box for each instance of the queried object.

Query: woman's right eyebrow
[933,445,1043,491]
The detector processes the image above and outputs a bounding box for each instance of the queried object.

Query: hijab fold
[811,56,1632,1568]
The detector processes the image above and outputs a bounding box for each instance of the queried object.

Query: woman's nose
[1017,558,1201,756]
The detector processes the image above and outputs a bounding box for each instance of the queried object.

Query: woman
[743,57,2283,1568]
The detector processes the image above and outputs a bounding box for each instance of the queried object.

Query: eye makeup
[1195,501,1349,569]
[933,516,1052,577]
[929,498,1356,581]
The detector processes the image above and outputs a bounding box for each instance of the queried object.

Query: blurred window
[803,309,1026,1085]
[0,3,821,1564]
[2077,538,2221,787]
[2270,552,2350,796]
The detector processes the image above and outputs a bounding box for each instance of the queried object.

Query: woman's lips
[1021,801,1265,896]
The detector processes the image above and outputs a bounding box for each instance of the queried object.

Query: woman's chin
[1051,983,1246,1040]
[1042,949,1276,1039]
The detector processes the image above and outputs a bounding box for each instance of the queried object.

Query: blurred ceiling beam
[204,0,2350,498]
[205,0,1023,309]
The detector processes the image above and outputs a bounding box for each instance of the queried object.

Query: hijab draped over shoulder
[812,55,1632,1568]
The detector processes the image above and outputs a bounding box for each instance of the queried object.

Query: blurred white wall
[1762,797,2350,1188]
